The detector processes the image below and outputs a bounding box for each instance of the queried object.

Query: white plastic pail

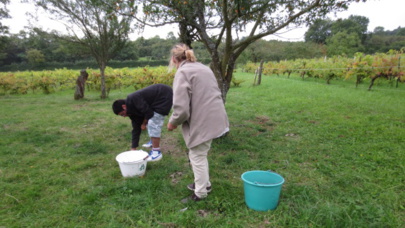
[116,150,149,178]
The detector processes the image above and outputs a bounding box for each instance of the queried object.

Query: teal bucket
[241,170,285,211]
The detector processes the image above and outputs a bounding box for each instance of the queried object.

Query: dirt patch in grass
[253,115,276,128]
[254,115,271,124]
[162,133,192,183]
[245,115,276,136]
[230,115,276,137]
[161,132,191,168]
[161,133,185,156]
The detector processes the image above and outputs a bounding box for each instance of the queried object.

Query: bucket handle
[143,155,149,160]
[253,170,284,185]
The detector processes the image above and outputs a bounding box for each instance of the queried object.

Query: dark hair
[112,99,126,115]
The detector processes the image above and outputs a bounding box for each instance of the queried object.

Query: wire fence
[261,65,404,71]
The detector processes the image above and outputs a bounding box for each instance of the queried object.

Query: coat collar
[178,60,188,69]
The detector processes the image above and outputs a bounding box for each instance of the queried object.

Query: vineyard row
[243,51,405,90]
[261,66,404,72]
[0,66,174,95]
[1,51,404,95]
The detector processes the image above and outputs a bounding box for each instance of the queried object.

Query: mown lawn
[1,72,404,227]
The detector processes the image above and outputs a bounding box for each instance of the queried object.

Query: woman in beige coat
[167,43,229,202]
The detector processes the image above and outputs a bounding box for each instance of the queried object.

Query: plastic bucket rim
[116,151,149,164]
[118,160,145,165]
[241,170,285,186]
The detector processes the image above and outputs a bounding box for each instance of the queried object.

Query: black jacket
[126,84,173,148]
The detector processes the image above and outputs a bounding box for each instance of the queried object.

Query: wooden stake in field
[74,69,89,100]
[254,60,264,86]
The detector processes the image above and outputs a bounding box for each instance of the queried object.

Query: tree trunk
[326,72,334,84]
[253,69,258,85]
[356,75,361,88]
[216,71,231,103]
[301,71,306,80]
[210,61,231,103]
[368,75,380,91]
[397,57,401,88]
[100,63,107,99]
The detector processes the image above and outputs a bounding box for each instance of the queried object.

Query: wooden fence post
[257,60,264,85]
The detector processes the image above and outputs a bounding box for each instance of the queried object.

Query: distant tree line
[238,16,405,64]
[304,15,405,56]
[0,27,213,71]
[0,15,404,72]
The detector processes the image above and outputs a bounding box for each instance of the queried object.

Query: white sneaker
[142,140,152,148]
[146,150,162,162]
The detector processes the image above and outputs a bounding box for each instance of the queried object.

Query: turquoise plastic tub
[241,170,285,211]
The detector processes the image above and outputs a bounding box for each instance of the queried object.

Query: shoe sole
[187,185,212,193]
[181,194,204,203]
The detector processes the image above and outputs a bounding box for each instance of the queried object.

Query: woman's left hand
[167,122,177,131]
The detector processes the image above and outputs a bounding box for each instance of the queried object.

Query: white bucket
[116,150,149,178]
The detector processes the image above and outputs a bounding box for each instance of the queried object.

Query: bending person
[112,84,173,162]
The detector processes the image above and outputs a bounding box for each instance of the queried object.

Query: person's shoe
[146,150,162,162]
[142,140,152,148]
[187,183,212,193]
[181,193,203,203]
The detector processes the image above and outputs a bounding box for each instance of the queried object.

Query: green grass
[1,73,404,227]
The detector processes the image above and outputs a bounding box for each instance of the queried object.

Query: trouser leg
[188,139,212,198]
[148,112,165,149]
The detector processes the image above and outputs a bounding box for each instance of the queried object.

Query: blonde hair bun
[171,43,197,62]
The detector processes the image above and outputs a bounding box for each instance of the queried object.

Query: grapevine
[0,66,174,95]
[243,50,404,89]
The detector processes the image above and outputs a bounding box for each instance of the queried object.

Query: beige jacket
[169,61,229,148]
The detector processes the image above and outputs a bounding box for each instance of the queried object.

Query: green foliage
[304,18,333,44]
[0,66,174,95]
[114,0,362,101]
[35,0,135,99]
[331,15,369,42]
[237,39,326,64]
[345,52,375,86]
[0,0,10,37]
[305,16,405,56]
[231,76,245,87]
[242,61,258,73]
[243,51,405,89]
[26,49,45,65]
[326,31,364,57]
[0,59,172,72]
[0,72,28,94]
[305,15,369,49]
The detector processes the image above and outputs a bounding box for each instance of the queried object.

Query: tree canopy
[304,14,405,56]
[0,0,9,35]
[3,1,404,75]
[304,18,333,44]
[34,0,133,98]
[305,15,369,44]
[0,0,10,63]
[112,0,363,101]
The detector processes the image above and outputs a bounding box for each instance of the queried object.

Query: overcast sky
[3,0,405,41]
